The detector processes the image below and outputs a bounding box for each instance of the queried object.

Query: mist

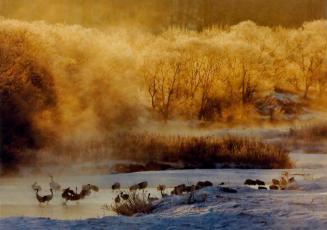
[0,5,326,175]
[0,18,144,174]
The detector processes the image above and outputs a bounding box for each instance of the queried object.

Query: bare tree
[143,58,182,122]
[287,32,327,98]
[224,53,256,105]
[197,56,221,120]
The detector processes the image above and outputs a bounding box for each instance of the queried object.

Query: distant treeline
[0,0,326,30]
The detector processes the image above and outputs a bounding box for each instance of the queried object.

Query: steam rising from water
[0,19,143,173]
[1,17,326,174]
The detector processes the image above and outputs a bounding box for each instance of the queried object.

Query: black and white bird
[120,192,129,200]
[36,189,53,204]
[114,194,121,203]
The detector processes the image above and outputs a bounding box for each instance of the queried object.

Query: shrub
[111,133,292,169]
[106,192,152,216]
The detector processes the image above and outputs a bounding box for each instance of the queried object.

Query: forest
[0,0,326,29]
[0,17,326,172]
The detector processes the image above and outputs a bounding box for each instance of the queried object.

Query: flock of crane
[111,181,154,204]
[108,171,299,206]
[110,180,216,205]
[31,171,299,207]
[31,176,99,205]
[31,176,216,206]
[244,171,298,190]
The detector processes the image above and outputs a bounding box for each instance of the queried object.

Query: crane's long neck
[36,190,41,200]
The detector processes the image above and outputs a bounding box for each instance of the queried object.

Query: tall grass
[286,123,327,153]
[112,133,292,169]
[106,192,153,216]
[289,123,327,140]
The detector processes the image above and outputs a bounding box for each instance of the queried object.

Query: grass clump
[105,192,153,216]
[112,133,292,169]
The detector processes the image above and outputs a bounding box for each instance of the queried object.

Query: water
[1,152,326,220]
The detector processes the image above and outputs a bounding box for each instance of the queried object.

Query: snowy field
[1,153,327,229]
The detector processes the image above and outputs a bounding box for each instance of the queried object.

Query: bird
[282,171,289,178]
[184,185,194,193]
[157,184,166,191]
[80,184,99,199]
[120,192,129,200]
[138,181,148,190]
[196,181,205,190]
[82,184,91,190]
[81,184,99,193]
[272,179,280,185]
[61,184,99,202]
[171,184,185,195]
[90,184,99,192]
[244,179,257,186]
[31,182,42,191]
[269,185,279,190]
[129,184,139,192]
[288,177,296,183]
[80,184,92,198]
[114,194,121,203]
[62,187,75,199]
[195,181,213,189]
[49,175,61,192]
[61,187,81,203]
[203,181,213,187]
[287,177,298,190]
[147,193,159,202]
[36,188,53,204]
[157,184,168,198]
[112,182,121,191]
[255,180,265,186]
[280,177,288,188]
[82,184,95,191]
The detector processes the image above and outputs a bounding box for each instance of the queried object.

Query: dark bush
[111,133,292,169]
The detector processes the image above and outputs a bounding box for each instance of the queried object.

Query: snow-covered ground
[1,153,327,229]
